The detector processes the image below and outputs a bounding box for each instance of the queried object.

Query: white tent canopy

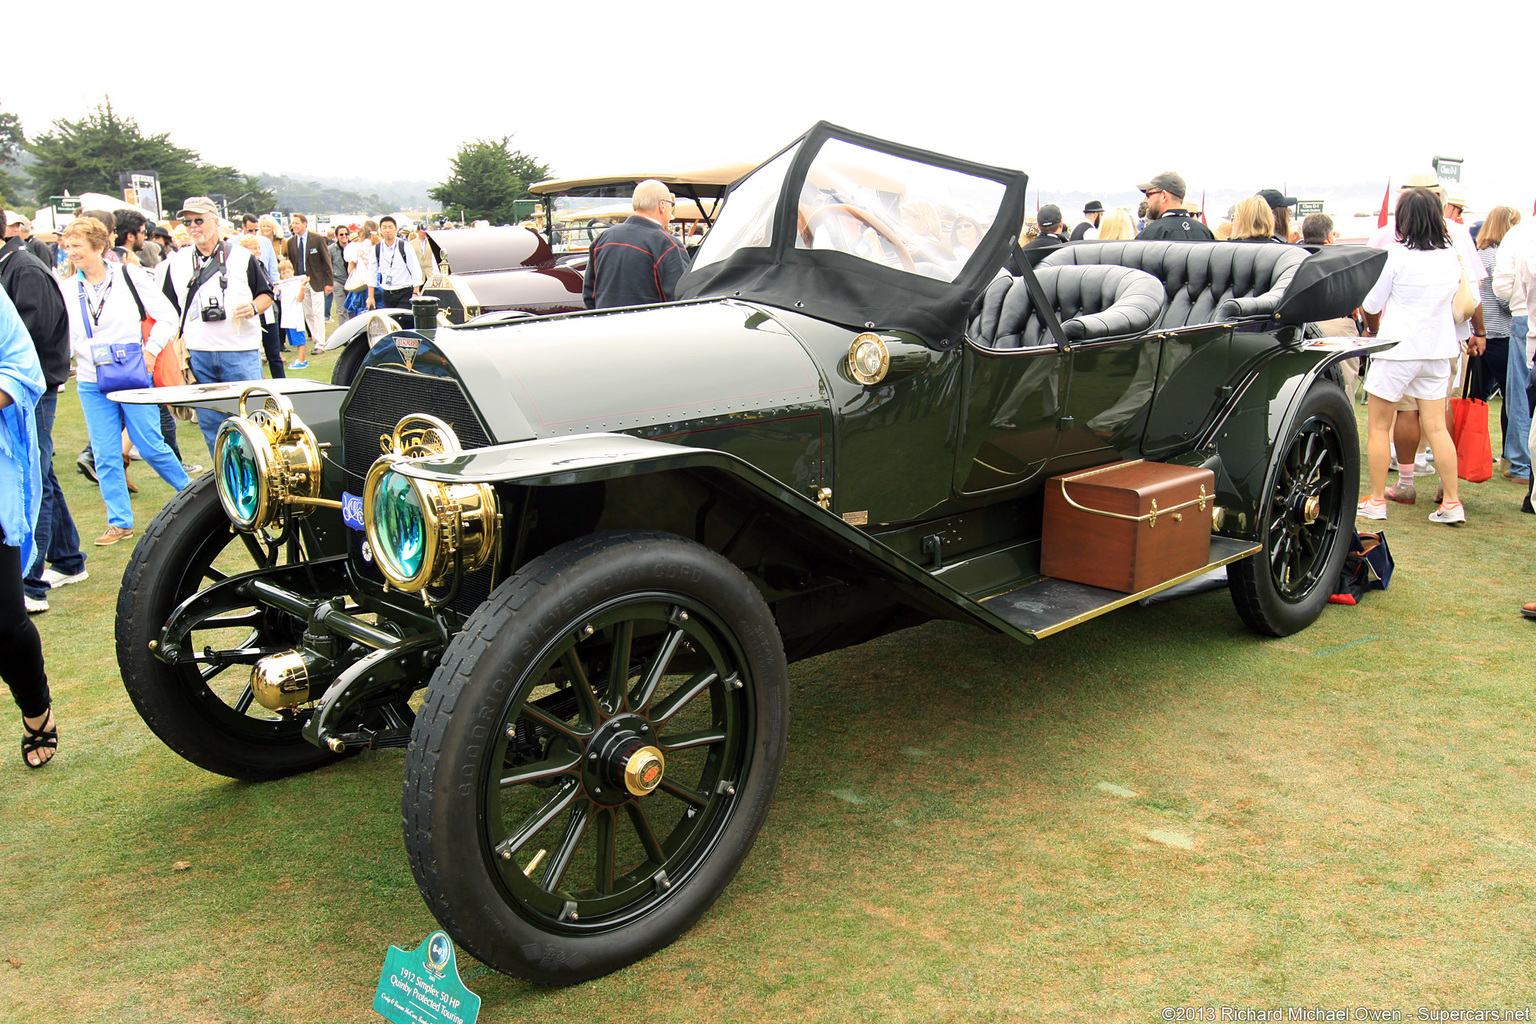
[72,191,157,219]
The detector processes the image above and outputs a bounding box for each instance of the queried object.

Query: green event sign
[373,931,481,1024]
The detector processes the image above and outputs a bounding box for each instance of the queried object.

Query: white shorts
[1366,357,1454,404]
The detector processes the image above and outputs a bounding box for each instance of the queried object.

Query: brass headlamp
[362,414,499,594]
[213,388,327,532]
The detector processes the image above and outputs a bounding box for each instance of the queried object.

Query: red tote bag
[1450,359,1493,483]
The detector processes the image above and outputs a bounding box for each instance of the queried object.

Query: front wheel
[116,473,344,780]
[402,531,788,985]
[1228,381,1358,636]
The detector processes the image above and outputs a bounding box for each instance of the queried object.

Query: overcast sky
[8,0,1533,214]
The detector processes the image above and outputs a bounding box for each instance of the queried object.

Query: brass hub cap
[623,746,666,796]
[1302,495,1321,525]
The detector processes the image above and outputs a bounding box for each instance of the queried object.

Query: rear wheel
[1229,381,1357,636]
[403,531,788,985]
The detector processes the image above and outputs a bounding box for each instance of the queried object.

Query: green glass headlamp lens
[371,471,426,581]
[215,422,265,528]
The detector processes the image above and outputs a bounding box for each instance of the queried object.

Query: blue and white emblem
[342,491,365,531]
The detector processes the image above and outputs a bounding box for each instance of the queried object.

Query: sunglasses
[183,216,208,226]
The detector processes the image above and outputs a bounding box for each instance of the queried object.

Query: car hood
[412,299,828,441]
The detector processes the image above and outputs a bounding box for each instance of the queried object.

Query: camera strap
[179,241,229,335]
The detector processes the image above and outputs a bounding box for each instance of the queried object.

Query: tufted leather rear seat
[970,264,1166,350]
[1037,241,1310,329]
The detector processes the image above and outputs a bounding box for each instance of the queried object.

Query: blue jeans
[1507,317,1531,478]
[188,348,265,457]
[77,380,192,530]
[24,390,84,600]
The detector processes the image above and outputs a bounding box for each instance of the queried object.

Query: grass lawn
[1,358,1532,1023]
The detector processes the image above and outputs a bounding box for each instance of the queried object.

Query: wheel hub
[585,713,663,805]
[622,746,666,796]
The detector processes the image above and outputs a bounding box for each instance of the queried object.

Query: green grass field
[2,353,1532,1023]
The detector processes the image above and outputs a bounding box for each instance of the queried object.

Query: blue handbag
[79,275,152,394]
[92,340,152,394]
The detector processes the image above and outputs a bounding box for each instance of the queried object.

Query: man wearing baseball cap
[159,197,274,456]
[1025,204,1068,251]
[1135,172,1214,241]
[5,212,54,266]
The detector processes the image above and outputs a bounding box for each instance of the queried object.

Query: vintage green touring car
[115,122,1387,985]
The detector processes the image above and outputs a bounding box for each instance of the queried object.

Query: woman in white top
[1358,187,1475,524]
[342,219,377,319]
[57,217,192,547]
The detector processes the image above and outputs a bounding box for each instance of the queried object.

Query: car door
[954,340,1069,497]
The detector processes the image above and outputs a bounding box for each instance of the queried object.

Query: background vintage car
[115,122,1386,987]
[324,162,756,386]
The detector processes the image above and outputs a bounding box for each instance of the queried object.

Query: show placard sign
[373,931,481,1024]
[1295,200,1325,216]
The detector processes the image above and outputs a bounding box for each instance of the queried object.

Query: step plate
[982,536,1261,639]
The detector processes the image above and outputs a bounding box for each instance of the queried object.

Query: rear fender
[1204,335,1392,537]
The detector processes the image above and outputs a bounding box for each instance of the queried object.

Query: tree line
[1,97,550,227]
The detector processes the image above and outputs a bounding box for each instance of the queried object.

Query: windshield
[793,139,1005,282]
[547,194,629,252]
[691,145,800,271]
[677,122,1027,347]
[692,138,1006,283]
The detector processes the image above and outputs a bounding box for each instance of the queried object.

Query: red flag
[1378,179,1391,229]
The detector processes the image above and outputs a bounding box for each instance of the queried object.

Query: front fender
[394,432,1028,640]
[113,378,347,450]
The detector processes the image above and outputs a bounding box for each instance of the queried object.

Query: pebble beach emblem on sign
[373,930,481,1024]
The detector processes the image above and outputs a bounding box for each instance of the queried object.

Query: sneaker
[290,361,309,369]
[1356,497,1388,521]
[1384,484,1416,505]
[23,594,48,614]
[41,567,88,588]
[1415,454,1436,476]
[1428,501,1466,524]
[94,525,134,546]
[76,451,98,483]
[183,462,205,475]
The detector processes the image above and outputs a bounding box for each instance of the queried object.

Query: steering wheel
[804,204,919,273]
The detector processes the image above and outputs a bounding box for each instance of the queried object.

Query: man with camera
[160,196,274,456]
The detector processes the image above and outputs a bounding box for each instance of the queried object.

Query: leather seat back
[970,264,1166,350]
[1038,241,1309,329]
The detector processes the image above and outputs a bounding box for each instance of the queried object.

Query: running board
[981,536,1261,639]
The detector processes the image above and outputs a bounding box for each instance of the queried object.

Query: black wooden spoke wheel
[1229,381,1358,636]
[116,473,343,780]
[403,531,788,985]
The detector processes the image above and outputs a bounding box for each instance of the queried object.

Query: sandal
[21,709,57,769]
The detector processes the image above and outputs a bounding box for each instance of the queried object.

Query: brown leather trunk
[1041,460,1216,593]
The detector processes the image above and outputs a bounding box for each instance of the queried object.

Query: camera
[201,295,226,323]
